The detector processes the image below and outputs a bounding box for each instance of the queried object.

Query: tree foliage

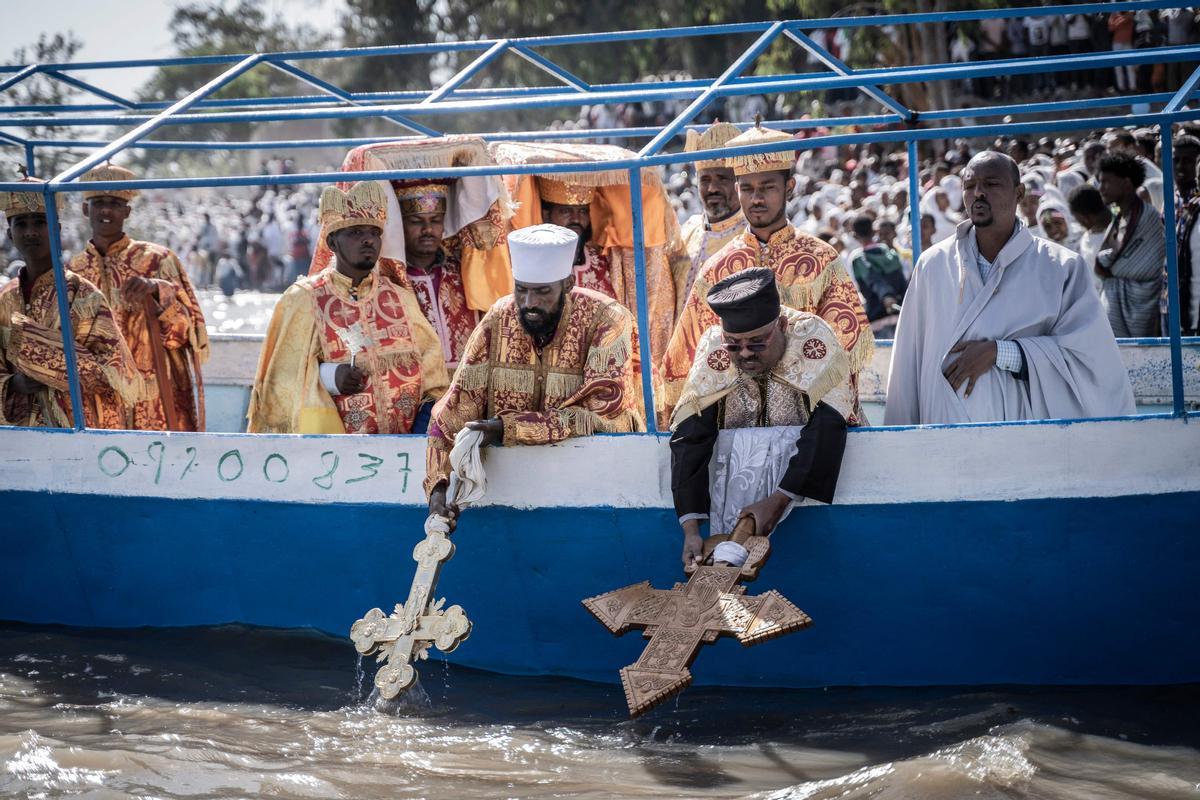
[3,33,84,177]
[133,1,329,171]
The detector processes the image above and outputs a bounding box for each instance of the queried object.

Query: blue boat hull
[6,487,1198,687]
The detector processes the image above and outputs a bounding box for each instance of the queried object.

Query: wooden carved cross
[350,519,471,699]
[582,533,811,716]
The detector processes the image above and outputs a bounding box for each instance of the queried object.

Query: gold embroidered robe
[424,287,644,495]
[669,210,748,322]
[247,260,449,434]
[0,268,141,429]
[68,235,209,430]
[662,225,874,424]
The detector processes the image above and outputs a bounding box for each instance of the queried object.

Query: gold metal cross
[350,520,471,699]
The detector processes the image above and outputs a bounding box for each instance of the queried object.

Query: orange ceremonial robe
[0,268,141,428]
[69,235,209,430]
[424,287,644,495]
[247,260,449,434]
[662,225,874,425]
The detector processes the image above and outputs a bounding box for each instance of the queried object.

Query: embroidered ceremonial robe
[0,268,140,429]
[247,260,449,434]
[69,235,209,430]
[424,287,644,495]
[573,242,618,300]
[662,225,873,424]
[405,248,481,369]
[884,222,1135,425]
[669,308,852,533]
[669,210,747,321]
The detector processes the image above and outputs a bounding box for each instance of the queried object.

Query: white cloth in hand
[447,427,487,508]
[712,541,749,567]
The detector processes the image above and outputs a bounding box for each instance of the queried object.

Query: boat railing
[1,0,1197,432]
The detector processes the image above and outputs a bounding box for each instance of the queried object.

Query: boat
[2,1,1198,689]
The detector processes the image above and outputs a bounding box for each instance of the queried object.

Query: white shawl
[885,220,1135,425]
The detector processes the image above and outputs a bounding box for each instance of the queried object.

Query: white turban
[508,223,578,284]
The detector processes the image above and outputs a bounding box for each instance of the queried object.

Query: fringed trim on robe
[564,405,641,437]
[366,347,420,375]
[583,334,630,375]
[491,366,536,394]
[454,362,492,392]
[546,371,583,399]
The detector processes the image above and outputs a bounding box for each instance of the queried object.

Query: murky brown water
[1,624,1197,799]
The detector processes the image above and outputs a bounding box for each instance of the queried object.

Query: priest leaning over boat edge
[670,268,852,570]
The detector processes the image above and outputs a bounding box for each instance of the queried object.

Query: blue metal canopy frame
[1,0,1196,432]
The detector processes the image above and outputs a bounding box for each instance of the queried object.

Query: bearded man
[424,224,644,527]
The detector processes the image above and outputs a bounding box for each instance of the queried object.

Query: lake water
[1,623,1197,799]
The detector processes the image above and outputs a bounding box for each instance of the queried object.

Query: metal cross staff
[350,480,472,699]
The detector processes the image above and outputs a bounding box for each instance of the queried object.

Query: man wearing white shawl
[885,151,1134,425]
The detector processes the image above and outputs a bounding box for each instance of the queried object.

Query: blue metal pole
[422,40,510,104]
[21,113,904,152]
[41,187,85,430]
[24,143,36,177]
[783,28,913,121]
[512,46,591,91]
[920,90,1180,123]
[907,140,922,267]
[266,61,439,136]
[9,105,1200,196]
[44,70,137,108]
[0,0,1182,79]
[627,167,657,433]
[640,21,786,157]
[0,64,39,94]
[1165,62,1200,112]
[1159,123,1186,417]
[7,41,1192,132]
[51,53,264,184]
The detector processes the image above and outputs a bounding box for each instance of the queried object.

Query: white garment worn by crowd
[884,220,1135,425]
[707,427,811,536]
[920,189,959,245]
[1034,195,1082,254]
[939,175,964,213]
[1078,228,1108,293]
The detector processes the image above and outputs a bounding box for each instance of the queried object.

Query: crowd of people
[5,114,1193,562]
[3,117,1195,434]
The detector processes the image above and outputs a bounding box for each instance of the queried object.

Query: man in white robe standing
[885,151,1134,425]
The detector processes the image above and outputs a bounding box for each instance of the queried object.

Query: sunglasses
[722,327,777,353]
